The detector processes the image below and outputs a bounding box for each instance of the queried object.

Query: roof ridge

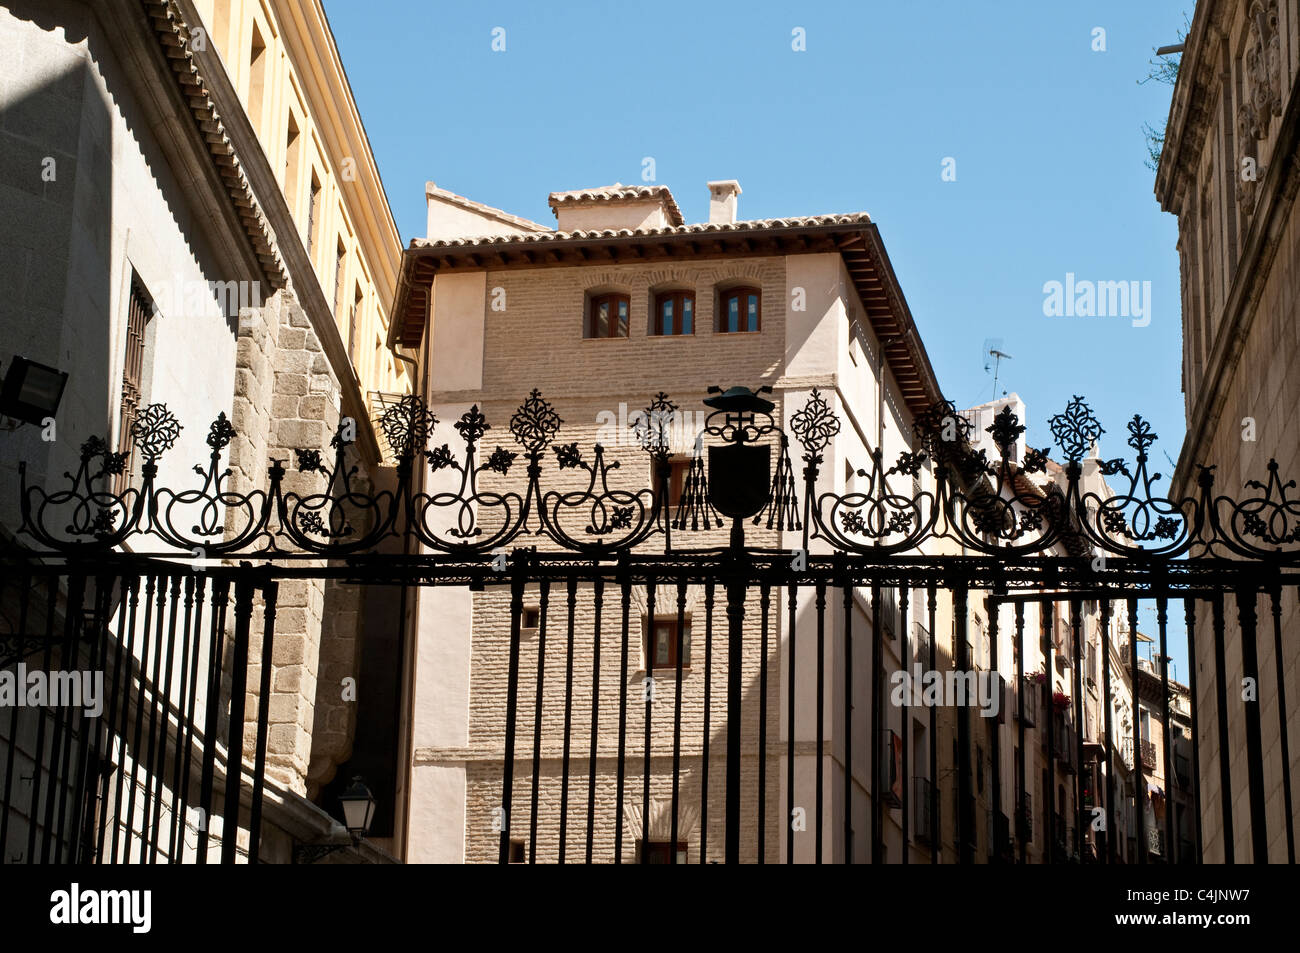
[408,211,873,249]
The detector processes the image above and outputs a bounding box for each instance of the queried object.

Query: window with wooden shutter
[117,275,154,495]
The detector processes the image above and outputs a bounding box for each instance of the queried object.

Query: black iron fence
[0,560,277,864]
[3,386,1299,862]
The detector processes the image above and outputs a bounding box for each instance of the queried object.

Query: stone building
[0,0,404,861]
[1155,0,1300,861]
[387,178,1043,862]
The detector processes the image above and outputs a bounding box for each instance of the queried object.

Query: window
[653,455,692,508]
[284,113,301,209]
[116,275,155,494]
[347,284,361,364]
[247,24,267,135]
[645,617,691,670]
[334,239,347,317]
[521,606,540,629]
[652,291,694,336]
[508,839,525,863]
[719,287,760,333]
[586,293,629,338]
[307,172,322,257]
[636,840,687,864]
[1139,709,1151,742]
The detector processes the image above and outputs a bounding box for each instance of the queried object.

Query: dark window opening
[645,617,691,670]
[636,840,688,864]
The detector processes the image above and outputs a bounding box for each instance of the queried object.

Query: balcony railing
[913,777,938,846]
[1141,739,1158,771]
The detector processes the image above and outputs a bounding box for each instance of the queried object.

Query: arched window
[718,287,760,333]
[587,292,630,338]
[652,291,694,336]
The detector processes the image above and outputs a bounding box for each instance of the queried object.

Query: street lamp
[337,776,376,839]
[294,776,375,863]
[0,356,67,427]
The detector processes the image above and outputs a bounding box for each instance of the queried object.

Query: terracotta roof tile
[407,211,873,251]
[547,183,685,226]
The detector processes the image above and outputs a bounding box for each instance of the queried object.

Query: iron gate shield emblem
[708,443,770,519]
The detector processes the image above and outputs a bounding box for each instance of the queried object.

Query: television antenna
[988,348,1013,398]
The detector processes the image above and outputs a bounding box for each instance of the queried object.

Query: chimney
[707,180,742,224]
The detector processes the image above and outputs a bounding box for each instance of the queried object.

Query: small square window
[508,839,525,863]
[644,617,691,671]
[651,455,694,508]
[521,606,540,629]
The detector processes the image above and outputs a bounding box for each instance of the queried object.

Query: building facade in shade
[961,395,1155,863]
[0,0,405,861]
[1155,0,1300,861]
[1133,654,1195,861]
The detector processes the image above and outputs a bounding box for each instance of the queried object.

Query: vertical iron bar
[195,575,229,864]
[1210,593,1232,862]
[1272,587,1295,863]
[497,555,527,865]
[928,583,938,864]
[558,576,577,863]
[757,584,769,863]
[219,576,255,865]
[146,576,183,863]
[69,576,112,863]
[49,573,88,861]
[845,580,855,864]
[642,578,656,861]
[1234,587,1268,862]
[1016,601,1027,865]
[814,581,825,864]
[134,574,167,863]
[1157,597,1174,864]
[1184,599,1203,862]
[671,580,687,864]
[614,576,631,864]
[1070,598,1084,862]
[1129,597,1146,865]
[785,583,796,864]
[1044,600,1054,865]
[1102,599,1116,865]
[586,577,604,864]
[955,583,971,864]
[701,580,714,864]
[109,575,142,865]
[247,580,277,865]
[0,568,33,860]
[990,596,1002,862]
[870,581,882,865]
[900,585,910,865]
[724,564,745,865]
[167,575,197,863]
[121,574,156,864]
[172,575,204,862]
[29,577,62,863]
[528,580,549,864]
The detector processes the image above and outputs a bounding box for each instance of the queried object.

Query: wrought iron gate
[3,386,1298,862]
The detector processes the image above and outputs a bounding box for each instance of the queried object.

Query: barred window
[117,274,155,495]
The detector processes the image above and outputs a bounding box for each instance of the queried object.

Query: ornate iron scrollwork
[15,388,1300,565]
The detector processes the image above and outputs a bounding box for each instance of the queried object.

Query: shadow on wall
[0,0,242,539]
[0,2,108,535]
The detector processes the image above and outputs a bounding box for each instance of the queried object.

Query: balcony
[1141,739,1158,771]
[913,777,938,846]
[989,810,1012,863]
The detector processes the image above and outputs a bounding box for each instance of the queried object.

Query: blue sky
[325,0,1193,676]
